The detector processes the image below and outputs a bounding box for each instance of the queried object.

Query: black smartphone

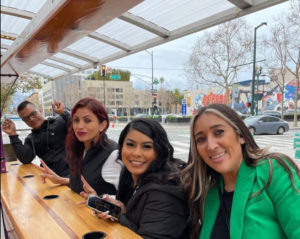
[86,195,122,221]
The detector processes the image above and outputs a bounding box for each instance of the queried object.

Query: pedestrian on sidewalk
[183,103,300,239]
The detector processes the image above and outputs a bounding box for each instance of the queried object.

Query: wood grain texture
[1,161,141,239]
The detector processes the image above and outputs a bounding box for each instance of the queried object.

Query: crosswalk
[169,133,298,166]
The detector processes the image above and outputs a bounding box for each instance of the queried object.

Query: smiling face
[121,129,157,185]
[72,107,107,150]
[194,112,245,183]
[18,104,44,129]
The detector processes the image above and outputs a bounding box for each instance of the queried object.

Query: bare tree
[1,73,42,113]
[285,0,300,126]
[186,19,252,103]
[265,23,289,119]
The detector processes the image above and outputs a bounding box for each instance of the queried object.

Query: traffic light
[101,65,106,77]
[153,94,157,104]
[246,102,251,108]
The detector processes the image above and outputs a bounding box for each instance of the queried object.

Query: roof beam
[28,70,53,79]
[61,49,98,64]
[40,62,72,72]
[1,0,143,82]
[88,32,132,52]
[1,44,10,50]
[1,6,35,20]
[86,0,288,69]
[227,0,252,9]
[119,12,170,38]
[1,31,18,40]
[49,56,85,69]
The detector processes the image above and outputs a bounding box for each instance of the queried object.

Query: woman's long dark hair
[117,118,184,204]
[65,98,109,175]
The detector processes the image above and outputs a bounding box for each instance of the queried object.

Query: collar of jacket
[200,160,256,239]
[31,118,54,133]
[126,182,186,212]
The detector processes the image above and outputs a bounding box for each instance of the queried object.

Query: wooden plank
[1,162,141,239]
[1,164,71,238]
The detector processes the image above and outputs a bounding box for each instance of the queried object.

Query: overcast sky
[107,1,291,91]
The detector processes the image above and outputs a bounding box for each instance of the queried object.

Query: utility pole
[251,22,267,115]
[145,50,154,116]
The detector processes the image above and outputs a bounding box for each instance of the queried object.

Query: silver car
[244,115,289,135]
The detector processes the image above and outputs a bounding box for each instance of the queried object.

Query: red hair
[65,98,109,175]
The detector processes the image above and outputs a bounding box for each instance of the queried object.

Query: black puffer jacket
[119,183,189,239]
[9,112,70,176]
[69,139,119,195]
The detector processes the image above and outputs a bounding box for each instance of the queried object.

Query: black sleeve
[60,111,71,128]
[119,214,138,232]
[121,190,188,239]
[9,135,35,164]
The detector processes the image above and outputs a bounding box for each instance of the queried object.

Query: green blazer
[200,159,300,239]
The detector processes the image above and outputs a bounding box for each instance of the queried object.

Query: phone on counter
[86,195,122,221]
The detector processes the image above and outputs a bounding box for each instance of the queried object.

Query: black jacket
[119,183,189,239]
[9,112,70,176]
[69,138,119,195]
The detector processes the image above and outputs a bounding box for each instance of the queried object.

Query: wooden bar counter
[1,161,142,239]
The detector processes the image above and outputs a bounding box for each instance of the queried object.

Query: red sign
[201,92,227,106]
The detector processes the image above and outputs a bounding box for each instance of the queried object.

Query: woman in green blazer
[182,104,300,239]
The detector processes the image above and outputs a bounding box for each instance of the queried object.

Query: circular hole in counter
[82,231,106,239]
[10,163,20,166]
[43,195,59,200]
[22,174,35,178]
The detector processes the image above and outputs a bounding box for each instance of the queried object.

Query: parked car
[244,115,289,135]
[133,113,149,118]
[234,110,247,119]
[263,110,281,118]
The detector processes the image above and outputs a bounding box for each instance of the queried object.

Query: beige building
[81,79,133,116]
[42,81,55,116]
[131,89,152,115]
[27,92,40,110]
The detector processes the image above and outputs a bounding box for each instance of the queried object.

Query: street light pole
[151,51,154,116]
[145,50,154,116]
[251,22,267,115]
[255,66,262,115]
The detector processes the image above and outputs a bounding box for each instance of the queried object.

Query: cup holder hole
[10,163,20,166]
[22,174,34,178]
[43,194,59,200]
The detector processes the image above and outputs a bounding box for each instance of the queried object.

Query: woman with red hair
[37,98,121,196]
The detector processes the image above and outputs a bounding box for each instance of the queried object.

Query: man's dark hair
[17,101,35,112]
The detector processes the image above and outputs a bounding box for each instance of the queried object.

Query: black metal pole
[251,22,267,115]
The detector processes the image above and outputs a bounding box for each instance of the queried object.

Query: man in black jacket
[2,100,70,176]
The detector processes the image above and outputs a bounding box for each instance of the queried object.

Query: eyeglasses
[22,110,38,122]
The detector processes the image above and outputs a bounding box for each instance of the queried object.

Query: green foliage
[86,69,131,81]
[171,89,183,105]
[117,116,128,122]
[1,75,42,113]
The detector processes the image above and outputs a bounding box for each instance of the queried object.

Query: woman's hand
[79,176,97,201]
[35,159,69,185]
[94,194,126,221]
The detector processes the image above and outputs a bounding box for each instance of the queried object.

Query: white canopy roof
[1,0,287,82]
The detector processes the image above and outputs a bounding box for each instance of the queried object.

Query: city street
[108,122,300,167]
[2,121,299,167]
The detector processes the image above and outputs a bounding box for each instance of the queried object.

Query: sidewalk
[112,120,300,130]
[288,121,300,130]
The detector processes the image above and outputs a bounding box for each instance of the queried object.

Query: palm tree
[171,89,183,114]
